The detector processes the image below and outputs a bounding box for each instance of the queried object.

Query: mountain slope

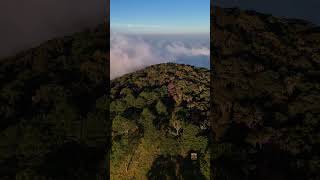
[211,6,320,180]
[110,63,211,179]
[0,24,109,179]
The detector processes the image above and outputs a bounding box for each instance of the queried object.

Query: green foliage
[140,108,156,120]
[123,92,136,108]
[139,91,159,105]
[139,108,156,135]
[110,63,210,179]
[155,100,167,115]
[200,152,211,178]
[181,123,208,153]
[176,107,189,120]
[158,85,168,97]
[133,97,146,109]
[159,137,180,155]
[111,136,131,167]
[120,87,133,96]
[110,100,126,113]
[112,115,137,135]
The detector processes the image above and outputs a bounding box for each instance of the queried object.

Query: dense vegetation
[0,24,109,179]
[110,63,211,179]
[211,6,320,180]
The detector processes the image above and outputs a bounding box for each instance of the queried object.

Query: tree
[133,97,146,109]
[140,108,156,136]
[112,115,137,136]
[139,91,159,105]
[156,100,168,115]
[181,123,207,155]
[110,100,126,113]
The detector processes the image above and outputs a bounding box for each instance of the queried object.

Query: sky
[110,0,210,79]
[111,0,210,34]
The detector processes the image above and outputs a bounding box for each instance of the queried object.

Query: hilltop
[110,63,211,179]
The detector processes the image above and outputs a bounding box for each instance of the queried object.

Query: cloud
[110,32,210,79]
[110,32,164,79]
[165,42,210,56]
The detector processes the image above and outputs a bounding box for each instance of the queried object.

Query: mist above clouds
[110,32,210,79]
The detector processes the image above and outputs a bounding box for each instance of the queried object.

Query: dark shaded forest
[211,6,320,180]
[0,24,109,179]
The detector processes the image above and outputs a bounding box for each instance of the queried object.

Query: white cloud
[165,42,210,56]
[110,32,162,79]
[110,32,209,79]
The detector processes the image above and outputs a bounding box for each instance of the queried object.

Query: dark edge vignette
[209,1,320,179]
[0,0,109,179]
[210,0,214,179]
[105,0,111,179]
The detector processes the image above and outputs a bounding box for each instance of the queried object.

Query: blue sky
[111,0,210,34]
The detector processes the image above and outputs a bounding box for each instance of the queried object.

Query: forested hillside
[0,24,109,179]
[110,63,211,179]
[210,6,320,180]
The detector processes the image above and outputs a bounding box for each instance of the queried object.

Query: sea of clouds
[110,32,210,79]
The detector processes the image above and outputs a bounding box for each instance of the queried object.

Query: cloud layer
[166,42,210,56]
[110,32,162,79]
[110,32,209,79]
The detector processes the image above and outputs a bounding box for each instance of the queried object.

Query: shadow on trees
[39,141,106,179]
[211,143,307,180]
[147,154,206,180]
